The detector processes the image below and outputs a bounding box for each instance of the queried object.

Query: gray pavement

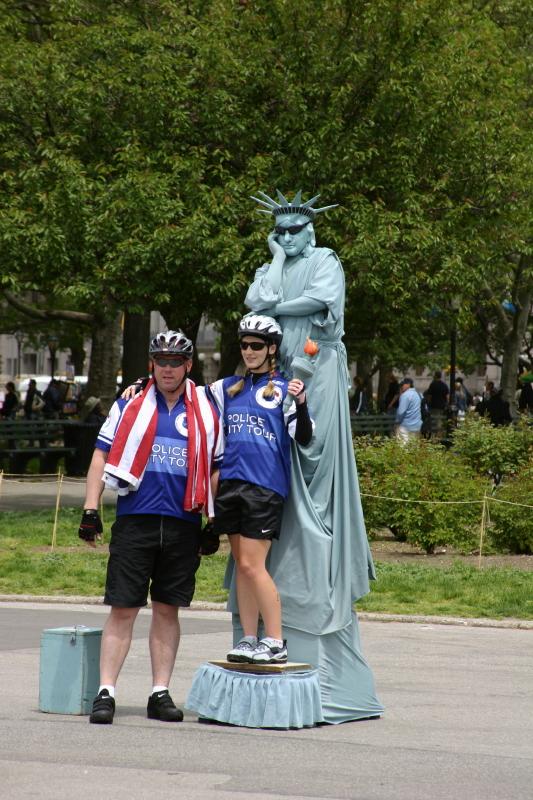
[0,601,532,800]
[0,473,115,511]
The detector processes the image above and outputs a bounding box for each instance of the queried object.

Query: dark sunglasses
[239,341,267,351]
[274,223,308,236]
[152,355,188,367]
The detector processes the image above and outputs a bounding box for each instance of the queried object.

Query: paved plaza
[0,601,531,800]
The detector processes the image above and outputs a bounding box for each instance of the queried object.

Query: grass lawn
[1,508,532,619]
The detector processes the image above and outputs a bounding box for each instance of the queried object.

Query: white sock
[98,684,115,698]
[152,685,168,694]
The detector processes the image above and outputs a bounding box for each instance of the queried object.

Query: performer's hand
[78,509,103,548]
[121,377,149,401]
[288,379,306,405]
[268,230,286,260]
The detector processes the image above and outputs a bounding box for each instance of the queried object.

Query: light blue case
[39,626,102,715]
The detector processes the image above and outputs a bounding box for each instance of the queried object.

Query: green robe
[235,246,383,723]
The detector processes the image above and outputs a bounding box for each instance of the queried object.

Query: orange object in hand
[304,337,319,356]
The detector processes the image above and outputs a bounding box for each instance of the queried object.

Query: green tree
[0,0,529,396]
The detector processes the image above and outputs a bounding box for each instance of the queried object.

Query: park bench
[351,413,396,437]
[0,419,76,474]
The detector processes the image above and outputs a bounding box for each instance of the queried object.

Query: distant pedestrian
[454,377,472,418]
[477,387,512,426]
[382,373,400,413]
[518,374,533,414]
[23,379,44,419]
[395,377,422,444]
[80,396,106,425]
[42,379,62,419]
[351,376,370,415]
[425,370,449,435]
[0,382,20,419]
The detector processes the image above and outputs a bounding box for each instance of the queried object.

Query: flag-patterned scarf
[103,378,219,516]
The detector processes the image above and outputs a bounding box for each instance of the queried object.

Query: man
[395,377,422,444]
[482,386,512,426]
[78,330,221,725]
[518,374,533,414]
[42,379,62,419]
[425,370,449,435]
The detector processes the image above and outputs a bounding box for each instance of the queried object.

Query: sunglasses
[152,356,188,367]
[239,341,268,351]
[274,223,308,236]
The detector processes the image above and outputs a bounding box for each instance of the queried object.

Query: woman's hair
[227,348,278,398]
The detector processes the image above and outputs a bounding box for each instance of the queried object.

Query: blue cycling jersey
[208,373,297,498]
[96,390,201,523]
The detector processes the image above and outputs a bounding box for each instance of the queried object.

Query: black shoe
[89,689,115,724]
[147,690,184,722]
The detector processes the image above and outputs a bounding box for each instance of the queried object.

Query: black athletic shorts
[104,514,201,608]
[213,479,284,540]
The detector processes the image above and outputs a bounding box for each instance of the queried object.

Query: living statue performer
[234,189,383,723]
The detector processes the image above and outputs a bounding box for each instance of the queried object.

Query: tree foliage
[0,1,530,389]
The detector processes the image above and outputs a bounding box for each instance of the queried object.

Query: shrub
[452,415,533,479]
[487,466,533,554]
[355,437,484,554]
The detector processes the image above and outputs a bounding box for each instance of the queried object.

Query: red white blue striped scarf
[103,378,219,516]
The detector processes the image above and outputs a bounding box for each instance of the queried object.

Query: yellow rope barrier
[486,496,533,510]
[360,492,482,505]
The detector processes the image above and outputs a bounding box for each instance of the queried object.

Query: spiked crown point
[250,189,338,219]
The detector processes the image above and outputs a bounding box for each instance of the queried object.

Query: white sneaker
[226,636,259,663]
[250,638,288,664]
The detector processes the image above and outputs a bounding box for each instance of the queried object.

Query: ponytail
[262,353,278,399]
[227,374,246,398]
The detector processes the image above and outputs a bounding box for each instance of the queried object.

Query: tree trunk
[86,313,123,412]
[217,318,242,379]
[158,308,204,384]
[122,310,151,388]
[377,365,393,411]
[500,279,532,418]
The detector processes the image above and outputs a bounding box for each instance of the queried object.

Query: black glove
[78,509,103,542]
[199,521,220,556]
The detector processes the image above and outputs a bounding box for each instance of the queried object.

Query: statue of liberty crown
[250,189,338,220]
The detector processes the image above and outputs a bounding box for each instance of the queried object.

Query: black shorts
[104,514,201,608]
[213,479,284,540]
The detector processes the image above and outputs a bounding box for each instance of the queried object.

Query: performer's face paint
[273,214,312,257]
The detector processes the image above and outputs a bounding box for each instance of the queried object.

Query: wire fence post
[0,469,3,502]
[478,492,489,569]
[51,471,64,550]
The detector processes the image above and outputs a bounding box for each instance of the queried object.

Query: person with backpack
[395,377,422,444]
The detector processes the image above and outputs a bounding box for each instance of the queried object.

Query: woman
[208,314,312,664]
